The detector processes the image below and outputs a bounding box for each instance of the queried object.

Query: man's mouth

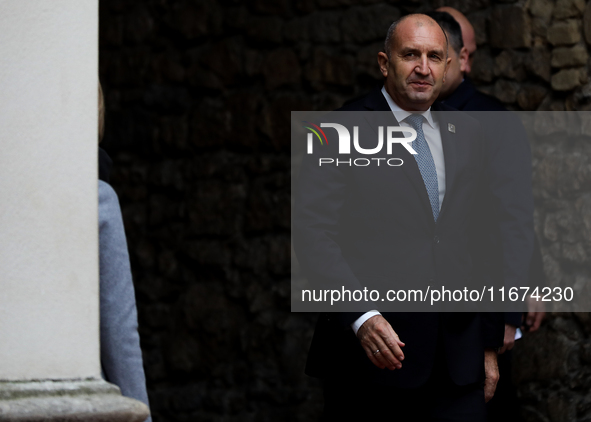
[409,81,432,87]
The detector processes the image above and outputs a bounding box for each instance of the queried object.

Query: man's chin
[408,92,436,106]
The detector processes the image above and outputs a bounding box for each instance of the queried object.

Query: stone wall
[98,0,591,420]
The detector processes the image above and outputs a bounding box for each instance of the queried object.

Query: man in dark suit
[427,9,544,422]
[431,5,546,346]
[294,13,512,421]
[428,8,540,353]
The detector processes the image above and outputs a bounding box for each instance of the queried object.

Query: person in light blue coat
[99,179,152,422]
[98,81,151,422]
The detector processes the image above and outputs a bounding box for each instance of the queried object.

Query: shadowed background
[99,0,591,420]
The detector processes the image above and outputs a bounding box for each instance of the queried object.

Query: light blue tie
[404,114,439,222]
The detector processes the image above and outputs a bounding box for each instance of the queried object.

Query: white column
[0,0,100,381]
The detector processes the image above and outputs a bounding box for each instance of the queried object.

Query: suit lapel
[432,106,458,220]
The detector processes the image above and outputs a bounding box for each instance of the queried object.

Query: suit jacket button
[434,236,440,244]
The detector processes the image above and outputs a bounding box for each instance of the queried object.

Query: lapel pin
[448,123,456,133]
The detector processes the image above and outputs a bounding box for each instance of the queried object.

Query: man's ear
[377,52,389,77]
[443,55,451,83]
[458,47,469,73]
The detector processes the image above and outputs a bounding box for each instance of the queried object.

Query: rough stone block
[317,0,353,8]
[470,48,494,83]
[295,0,315,14]
[252,0,291,16]
[285,12,342,43]
[123,6,154,44]
[532,17,549,38]
[517,85,548,110]
[584,0,591,45]
[158,116,188,151]
[283,17,309,42]
[341,4,400,43]
[100,15,123,46]
[526,46,552,81]
[309,12,342,43]
[186,66,222,90]
[263,93,312,145]
[169,0,222,39]
[547,393,577,422]
[356,42,385,80]
[530,0,554,21]
[152,54,185,83]
[544,213,560,241]
[551,315,585,341]
[243,50,264,77]
[513,327,577,383]
[202,40,243,86]
[494,79,520,104]
[489,5,531,48]
[245,16,283,44]
[553,0,585,19]
[574,312,591,336]
[263,49,301,89]
[551,44,589,68]
[548,20,581,46]
[468,12,488,45]
[224,7,249,31]
[494,50,526,81]
[305,48,354,88]
[552,67,585,90]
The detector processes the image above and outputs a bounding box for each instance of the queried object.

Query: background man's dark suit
[294,88,505,394]
[442,78,541,325]
[442,78,541,422]
[441,77,504,111]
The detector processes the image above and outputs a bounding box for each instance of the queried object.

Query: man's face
[378,16,451,112]
[463,32,476,74]
[435,7,476,74]
[439,42,469,99]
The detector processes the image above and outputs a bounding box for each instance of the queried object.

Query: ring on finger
[372,349,380,355]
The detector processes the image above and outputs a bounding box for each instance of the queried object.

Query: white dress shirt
[351,87,447,335]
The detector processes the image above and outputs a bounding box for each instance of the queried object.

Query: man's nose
[415,56,430,76]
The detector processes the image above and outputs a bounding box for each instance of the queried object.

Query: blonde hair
[98,81,105,143]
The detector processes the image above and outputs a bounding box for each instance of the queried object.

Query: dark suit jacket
[443,79,538,327]
[294,88,505,388]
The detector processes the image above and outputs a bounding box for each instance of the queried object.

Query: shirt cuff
[351,311,381,335]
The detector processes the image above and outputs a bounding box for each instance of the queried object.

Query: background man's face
[379,17,451,111]
[463,36,476,74]
[435,7,476,74]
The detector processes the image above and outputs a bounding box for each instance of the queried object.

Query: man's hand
[498,324,516,354]
[524,296,546,332]
[484,348,499,403]
[356,315,405,371]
